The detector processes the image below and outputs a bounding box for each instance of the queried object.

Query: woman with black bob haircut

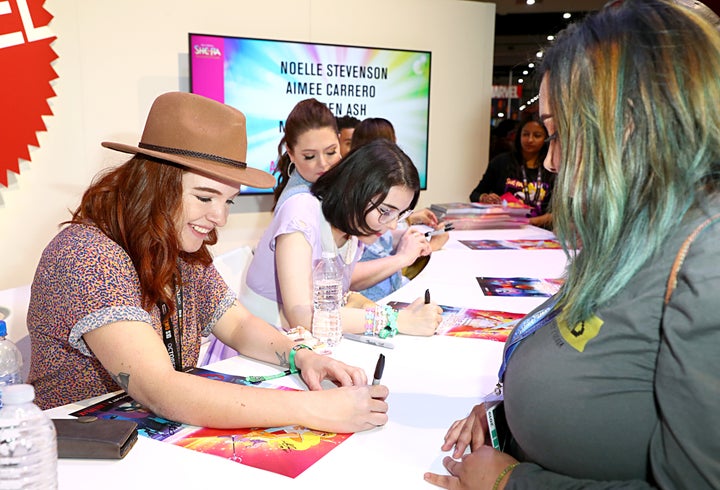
[246,138,442,337]
[313,138,419,236]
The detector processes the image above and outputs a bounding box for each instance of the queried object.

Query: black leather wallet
[52,416,138,459]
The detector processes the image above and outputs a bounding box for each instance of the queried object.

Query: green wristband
[288,344,313,374]
[378,306,399,339]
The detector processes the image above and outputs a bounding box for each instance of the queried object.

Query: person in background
[246,138,443,337]
[273,98,342,212]
[352,117,442,229]
[469,117,555,228]
[204,98,370,363]
[336,114,360,158]
[257,100,371,312]
[426,0,720,487]
[349,117,449,301]
[349,117,397,149]
[488,119,519,161]
[27,92,388,434]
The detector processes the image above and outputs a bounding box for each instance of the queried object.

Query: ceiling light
[528,63,535,68]
[536,51,543,58]
[563,12,571,19]
[547,35,555,41]
[526,0,536,5]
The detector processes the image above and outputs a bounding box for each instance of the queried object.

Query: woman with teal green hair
[426,1,720,488]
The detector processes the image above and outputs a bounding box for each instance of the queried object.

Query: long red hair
[68,155,216,313]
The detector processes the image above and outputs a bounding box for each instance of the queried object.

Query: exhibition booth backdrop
[0,0,496,292]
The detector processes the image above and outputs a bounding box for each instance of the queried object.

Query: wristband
[288,344,313,374]
[378,306,399,339]
[373,305,386,336]
[364,307,376,336]
[492,462,519,490]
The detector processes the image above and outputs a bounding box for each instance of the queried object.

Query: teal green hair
[540,0,720,328]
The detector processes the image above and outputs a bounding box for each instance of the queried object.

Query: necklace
[319,208,357,265]
[336,235,358,265]
[520,164,543,207]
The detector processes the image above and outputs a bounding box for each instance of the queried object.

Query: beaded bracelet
[373,305,387,335]
[364,307,375,336]
[359,304,401,337]
[492,462,519,490]
[343,290,359,306]
[387,306,399,335]
[378,305,399,339]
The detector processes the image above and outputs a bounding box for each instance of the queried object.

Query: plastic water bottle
[0,320,23,407]
[0,384,58,488]
[311,251,343,347]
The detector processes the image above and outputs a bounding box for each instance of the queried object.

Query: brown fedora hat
[102,92,276,189]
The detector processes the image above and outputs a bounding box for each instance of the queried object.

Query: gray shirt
[503,204,720,489]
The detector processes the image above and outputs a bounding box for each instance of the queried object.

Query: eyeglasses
[372,201,414,225]
[544,132,558,144]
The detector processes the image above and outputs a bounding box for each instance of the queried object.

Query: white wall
[0,0,495,290]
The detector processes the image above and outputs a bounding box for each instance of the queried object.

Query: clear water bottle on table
[0,319,23,407]
[0,383,58,488]
[311,251,343,347]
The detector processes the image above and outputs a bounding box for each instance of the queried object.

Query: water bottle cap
[1,384,35,404]
[0,320,6,337]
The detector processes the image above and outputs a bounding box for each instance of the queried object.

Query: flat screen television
[189,33,432,194]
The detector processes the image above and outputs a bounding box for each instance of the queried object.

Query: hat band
[138,142,247,169]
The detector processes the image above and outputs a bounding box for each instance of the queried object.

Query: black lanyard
[160,283,184,371]
[520,164,543,207]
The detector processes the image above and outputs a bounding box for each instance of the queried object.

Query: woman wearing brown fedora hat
[26,92,389,433]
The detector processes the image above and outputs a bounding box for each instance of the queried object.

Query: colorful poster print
[459,239,561,250]
[386,301,525,342]
[70,368,351,478]
[168,425,350,478]
[70,392,185,441]
[476,277,563,297]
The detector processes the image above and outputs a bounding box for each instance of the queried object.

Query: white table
[48,225,568,489]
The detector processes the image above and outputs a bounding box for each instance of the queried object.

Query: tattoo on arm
[276,351,289,367]
[110,372,130,392]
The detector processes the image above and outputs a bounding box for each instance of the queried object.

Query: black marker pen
[372,353,385,385]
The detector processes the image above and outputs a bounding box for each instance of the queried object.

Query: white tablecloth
[47,225,568,489]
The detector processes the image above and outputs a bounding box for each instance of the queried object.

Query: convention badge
[483,385,510,452]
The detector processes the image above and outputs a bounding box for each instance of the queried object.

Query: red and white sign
[0,0,57,187]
